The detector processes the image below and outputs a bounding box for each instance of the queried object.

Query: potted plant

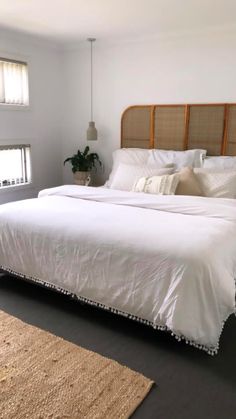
[64,146,102,185]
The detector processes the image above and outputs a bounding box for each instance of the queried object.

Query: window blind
[0,59,29,106]
[0,145,31,188]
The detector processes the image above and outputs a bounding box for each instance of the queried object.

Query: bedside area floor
[0,274,235,419]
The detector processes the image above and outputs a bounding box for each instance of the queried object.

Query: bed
[1,102,236,355]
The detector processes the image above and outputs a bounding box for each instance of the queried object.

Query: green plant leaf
[64,146,102,173]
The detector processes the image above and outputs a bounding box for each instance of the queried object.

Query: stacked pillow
[148,149,206,170]
[194,168,236,199]
[106,148,206,191]
[105,148,150,188]
[203,156,236,171]
[105,148,236,198]
[198,155,236,198]
[133,167,236,198]
[110,163,174,191]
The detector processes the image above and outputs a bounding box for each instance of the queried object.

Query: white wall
[1,25,236,196]
[0,29,64,204]
[62,26,236,184]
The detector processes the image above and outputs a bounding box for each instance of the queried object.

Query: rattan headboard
[121,104,236,155]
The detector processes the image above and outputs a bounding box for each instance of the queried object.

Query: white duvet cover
[0,185,236,354]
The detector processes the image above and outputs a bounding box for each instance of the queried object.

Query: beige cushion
[133,173,180,195]
[175,167,203,196]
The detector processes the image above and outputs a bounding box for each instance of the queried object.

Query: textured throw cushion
[203,156,236,171]
[133,173,180,195]
[105,148,150,187]
[194,169,236,198]
[148,149,206,170]
[109,163,173,191]
[175,167,203,196]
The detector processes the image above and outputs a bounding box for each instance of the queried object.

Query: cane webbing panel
[154,106,185,150]
[121,103,236,155]
[188,105,225,155]
[226,105,236,155]
[121,106,151,149]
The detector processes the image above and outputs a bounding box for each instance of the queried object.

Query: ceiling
[0,0,236,45]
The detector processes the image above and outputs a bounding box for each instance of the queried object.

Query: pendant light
[87,38,97,141]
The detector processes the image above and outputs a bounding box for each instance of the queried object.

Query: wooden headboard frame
[121,104,236,155]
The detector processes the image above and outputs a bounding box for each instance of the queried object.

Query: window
[0,58,29,106]
[0,145,31,188]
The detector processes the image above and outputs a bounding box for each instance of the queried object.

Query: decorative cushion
[148,149,206,170]
[194,169,236,198]
[133,173,180,195]
[175,167,203,196]
[109,163,173,191]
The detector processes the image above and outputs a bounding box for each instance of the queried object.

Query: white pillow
[133,173,180,195]
[203,156,236,171]
[194,168,236,198]
[148,149,206,170]
[109,163,173,191]
[105,148,150,187]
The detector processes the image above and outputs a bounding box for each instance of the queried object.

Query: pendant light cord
[86,38,97,140]
[90,39,93,121]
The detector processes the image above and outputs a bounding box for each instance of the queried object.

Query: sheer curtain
[0,60,29,105]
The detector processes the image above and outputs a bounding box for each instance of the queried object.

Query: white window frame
[0,51,31,111]
[0,141,33,193]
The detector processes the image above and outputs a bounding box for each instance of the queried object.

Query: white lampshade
[87,121,97,141]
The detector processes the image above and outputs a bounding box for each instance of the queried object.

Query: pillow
[148,149,206,170]
[175,167,203,196]
[133,173,180,195]
[109,163,173,191]
[203,156,236,171]
[194,168,236,198]
[105,148,150,187]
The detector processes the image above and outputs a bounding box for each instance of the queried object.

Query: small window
[0,145,31,188]
[0,58,29,106]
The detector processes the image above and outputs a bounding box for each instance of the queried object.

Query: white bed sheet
[0,185,236,354]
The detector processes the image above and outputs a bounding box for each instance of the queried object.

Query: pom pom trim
[1,265,235,356]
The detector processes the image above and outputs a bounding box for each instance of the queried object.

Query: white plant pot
[73,171,91,186]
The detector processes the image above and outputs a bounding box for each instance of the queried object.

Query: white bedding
[0,185,236,354]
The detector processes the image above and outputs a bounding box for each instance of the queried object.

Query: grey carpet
[0,274,235,419]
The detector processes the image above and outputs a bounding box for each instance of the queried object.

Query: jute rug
[0,310,154,419]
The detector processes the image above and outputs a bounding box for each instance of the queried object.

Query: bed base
[0,266,225,356]
[0,265,226,356]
